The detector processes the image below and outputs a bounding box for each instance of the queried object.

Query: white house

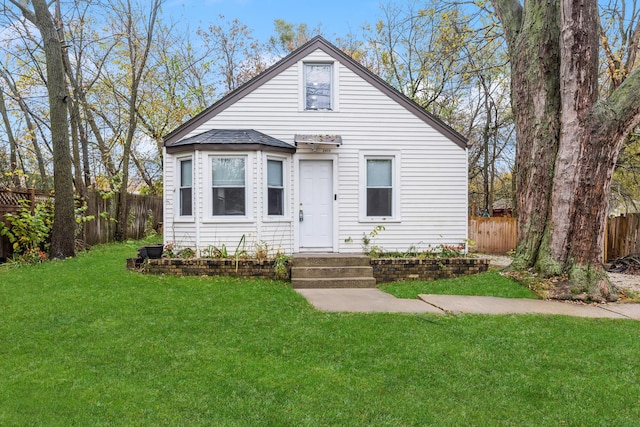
[162,36,468,256]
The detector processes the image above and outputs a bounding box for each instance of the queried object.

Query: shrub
[0,197,94,264]
[273,251,290,279]
[0,199,54,255]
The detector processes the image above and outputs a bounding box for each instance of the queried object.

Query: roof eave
[166,143,296,155]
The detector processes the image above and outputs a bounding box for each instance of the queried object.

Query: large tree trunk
[13,0,77,258]
[494,0,640,301]
[499,0,562,270]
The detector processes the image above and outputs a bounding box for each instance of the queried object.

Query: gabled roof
[165,129,295,154]
[163,36,468,150]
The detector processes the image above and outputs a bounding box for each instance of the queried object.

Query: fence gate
[469,216,517,254]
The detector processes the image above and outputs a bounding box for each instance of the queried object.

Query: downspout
[256,151,263,243]
[195,149,201,254]
[163,146,168,245]
[290,153,295,254]
[465,146,470,254]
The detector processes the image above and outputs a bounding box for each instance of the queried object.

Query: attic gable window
[304,63,332,110]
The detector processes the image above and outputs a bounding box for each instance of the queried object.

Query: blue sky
[165,0,383,42]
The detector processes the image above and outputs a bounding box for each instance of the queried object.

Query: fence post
[604,217,608,263]
[28,188,35,214]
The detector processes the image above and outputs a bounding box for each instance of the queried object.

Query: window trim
[359,151,401,223]
[176,156,194,221]
[205,153,253,222]
[265,155,288,219]
[299,61,339,112]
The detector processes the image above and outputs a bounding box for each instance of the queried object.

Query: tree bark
[494,0,562,269]
[12,0,76,258]
[55,0,85,198]
[493,0,640,300]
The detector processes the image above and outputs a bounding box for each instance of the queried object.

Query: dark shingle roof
[165,129,296,154]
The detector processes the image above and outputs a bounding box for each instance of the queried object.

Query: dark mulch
[606,254,640,275]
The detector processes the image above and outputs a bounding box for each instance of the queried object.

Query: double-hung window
[366,158,393,217]
[212,157,246,216]
[304,64,332,110]
[267,159,284,216]
[179,158,193,217]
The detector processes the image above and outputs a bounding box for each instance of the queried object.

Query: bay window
[179,158,192,216]
[212,157,246,216]
[267,159,284,216]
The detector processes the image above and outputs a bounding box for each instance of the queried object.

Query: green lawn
[380,271,539,299]
[1,241,639,426]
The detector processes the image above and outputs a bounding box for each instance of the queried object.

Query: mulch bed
[606,254,640,275]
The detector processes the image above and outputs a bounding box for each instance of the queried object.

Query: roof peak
[163,36,467,149]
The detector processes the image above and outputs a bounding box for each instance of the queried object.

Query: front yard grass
[380,270,539,299]
[1,240,639,426]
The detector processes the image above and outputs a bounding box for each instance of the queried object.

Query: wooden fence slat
[469,216,517,254]
[605,213,640,261]
[469,214,640,260]
[1,189,162,258]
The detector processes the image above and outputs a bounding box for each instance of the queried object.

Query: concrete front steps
[291,253,377,288]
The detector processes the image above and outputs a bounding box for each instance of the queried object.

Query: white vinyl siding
[165,48,467,254]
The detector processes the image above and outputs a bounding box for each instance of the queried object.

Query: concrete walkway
[295,288,640,320]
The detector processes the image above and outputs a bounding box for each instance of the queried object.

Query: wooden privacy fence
[470,213,640,260]
[82,192,163,245]
[0,189,162,258]
[605,213,640,262]
[469,216,517,254]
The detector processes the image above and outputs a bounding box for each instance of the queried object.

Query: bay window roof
[165,129,296,154]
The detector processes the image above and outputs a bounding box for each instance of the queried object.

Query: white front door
[299,160,333,251]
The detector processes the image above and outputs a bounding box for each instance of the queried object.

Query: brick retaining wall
[371,258,490,283]
[127,258,288,280]
[128,256,489,283]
